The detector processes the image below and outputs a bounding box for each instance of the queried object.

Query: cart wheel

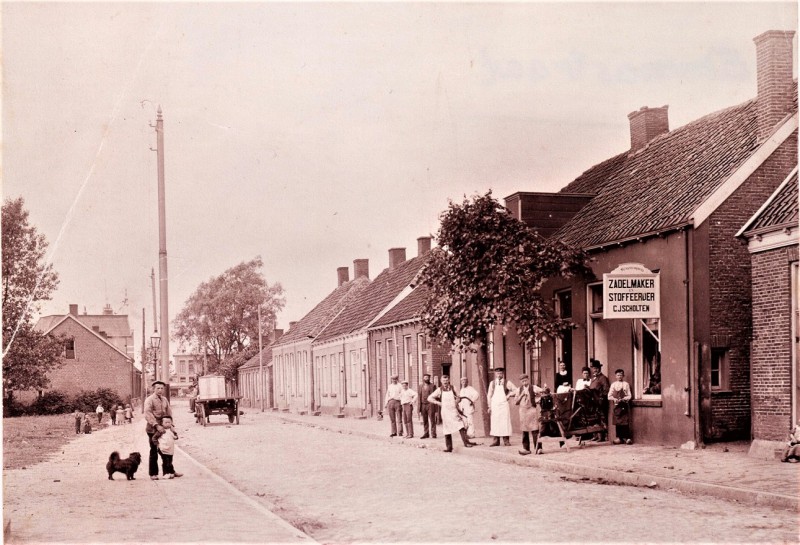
[200,404,207,427]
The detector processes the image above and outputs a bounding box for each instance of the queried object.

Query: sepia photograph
[2,1,798,543]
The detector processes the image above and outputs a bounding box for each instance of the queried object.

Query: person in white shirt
[608,369,633,444]
[487,367,516,446]
[458,377,479,438]
[384,375,403,437]
[575,367,592,391]
[399,381,418,438]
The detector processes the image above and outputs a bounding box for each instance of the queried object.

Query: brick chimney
[288,321,297,331]
[417,236,432,256]
[271,329,284,343]
[337,266,349,287]
[754,30,796,142]
[388,248,407,270]
[628,106,669,152]
[354,259,369,279]
[69,304,78,317]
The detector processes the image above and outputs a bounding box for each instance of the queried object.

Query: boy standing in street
[400,381,418,438]
[152,416,180,478]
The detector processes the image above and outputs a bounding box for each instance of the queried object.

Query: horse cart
[194,375,241,426]
[536,388,607,452]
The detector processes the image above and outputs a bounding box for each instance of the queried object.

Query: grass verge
[3,413,88,469]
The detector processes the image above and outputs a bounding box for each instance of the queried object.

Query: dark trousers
[402,404,414,437]
[74,417,82,434]
[387,400,402,435]
[97,412,103,423]
[421,403,437,437]
[147,431,160,476]
[110,413,116,425]
[615,425,631,441]
[159,451,175,475]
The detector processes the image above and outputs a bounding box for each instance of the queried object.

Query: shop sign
[603,263,660,319]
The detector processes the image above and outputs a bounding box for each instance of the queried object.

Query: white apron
[440,389,464,436]
[489,381,513,436]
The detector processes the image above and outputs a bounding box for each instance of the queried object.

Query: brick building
[738,168,799,458]
[33,305,141,401]
[501,30,797,446]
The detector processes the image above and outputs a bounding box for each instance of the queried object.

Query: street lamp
[151,333,161,385]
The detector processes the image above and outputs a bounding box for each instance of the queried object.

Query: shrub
[30,390,72,415]
[71,388,124,413]
[3,398,30,417]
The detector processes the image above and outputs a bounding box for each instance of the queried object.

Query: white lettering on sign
[603,263,660,319]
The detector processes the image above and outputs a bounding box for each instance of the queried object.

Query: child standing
[124,404,133,424]
[116,404,125,425]
[608,368,633,444]
[151,416,182,479]
[73,409,83,434]
[110,404,118,426]
[81,413,93,434]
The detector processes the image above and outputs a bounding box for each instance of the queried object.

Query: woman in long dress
[427,375,476,452]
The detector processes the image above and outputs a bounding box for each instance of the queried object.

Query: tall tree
[2,197,63,402]
[174,257,285,374]
[418,192,590,433]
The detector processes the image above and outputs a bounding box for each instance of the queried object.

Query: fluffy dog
[106,451,142,480]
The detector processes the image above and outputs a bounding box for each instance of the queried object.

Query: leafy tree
[2,198,63,404]
[418,192,590,432]
[174,257,284,373]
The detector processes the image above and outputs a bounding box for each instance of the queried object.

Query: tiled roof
[370,284,429,329]
[746,170,799,231]
[240,345,273,369]
[554,99,763,248]
[314,256,427,343]
[273,276,370,347]
[34,313,132,337]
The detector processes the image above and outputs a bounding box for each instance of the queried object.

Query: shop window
[633,318,661,398]
[403,335,413,382]
[322,355,328,396]
[64,339,75,359]
[349,350,359,395]
[387,339,395,376]
[375,340,383,385]
[711,348,729,391]
[524,338,542,385]
[555,290,573,371]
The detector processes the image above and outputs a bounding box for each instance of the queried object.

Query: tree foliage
[2,198,63,400]
[418,192,591,430]
[174,257,284,373]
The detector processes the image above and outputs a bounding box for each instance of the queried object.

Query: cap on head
[423,374,431,378]
[401,380,408,385]
[493,367,505,373]
[590,359,602,369]
[391,375,399,380]
[519,374,529,381]
[152,380,166,387]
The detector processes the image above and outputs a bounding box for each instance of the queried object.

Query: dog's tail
[108,451,120,463]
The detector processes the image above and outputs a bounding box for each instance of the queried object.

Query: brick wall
[46,318,135,400]
[706,133,797,440]
[751,247,795,441]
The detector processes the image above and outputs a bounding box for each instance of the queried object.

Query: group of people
[144,380,183,480]
[384,358,634,454]
[108,404,133,426]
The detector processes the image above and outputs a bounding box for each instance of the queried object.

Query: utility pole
[141,308,146,413]
[258,305,264,412]
[154,106,171,398]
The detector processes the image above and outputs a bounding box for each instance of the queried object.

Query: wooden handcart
[536,388,607,453]
[194,375,241,426]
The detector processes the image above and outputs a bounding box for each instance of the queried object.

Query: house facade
[500,30,797,446]
[738,168,799,458]
[34,306,141,401]
[171,352,203,392]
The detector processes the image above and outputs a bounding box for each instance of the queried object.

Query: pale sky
[3,2,797,362]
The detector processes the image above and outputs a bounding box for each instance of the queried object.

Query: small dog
[106,451,142,480]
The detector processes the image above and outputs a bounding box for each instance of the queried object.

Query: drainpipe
[684,227,701,446]
[339,339,347,417]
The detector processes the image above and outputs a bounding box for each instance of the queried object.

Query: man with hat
[144,380,181,479]
[486,367,516,446]
[588,359,610,442]
[399,380,418,438]
[384,375,404,437]
[418,373,437,439]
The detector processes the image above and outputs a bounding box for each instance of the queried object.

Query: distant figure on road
[609,369,633,445]
[116,404,125,425]
[427,375,475,452]
[81,413,92,434]
[400,381,417,438]
[457,377,479,439]
[384,375,403,437]
[73,409,83,434]
[124,404,133,424]
[515,374,545,455]
[110,404,117,426]
[144,380,177,480]
[589,359,610,442]
[487,367,516,446]
[418,374,437,439]
[95,404,104,424]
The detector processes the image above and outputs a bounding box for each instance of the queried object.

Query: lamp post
[151,332,162,385]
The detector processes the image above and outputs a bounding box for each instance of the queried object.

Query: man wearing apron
[427,375,476,452]
[487,367,516,446]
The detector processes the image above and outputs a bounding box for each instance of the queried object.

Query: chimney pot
[69,304,78,317]
[388,248,407,270]
[337,267,349,287]
[627,105,669,152]
[288,321,298,330]
[754,30,795,142]
[417,236,432,256]
[353,259,369,279]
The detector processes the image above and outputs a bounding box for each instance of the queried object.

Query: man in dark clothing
[144,380,182,480]
[418,374,437,439]
[589,359,611,442]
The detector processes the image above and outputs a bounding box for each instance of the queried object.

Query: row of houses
[239,30,798,458]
